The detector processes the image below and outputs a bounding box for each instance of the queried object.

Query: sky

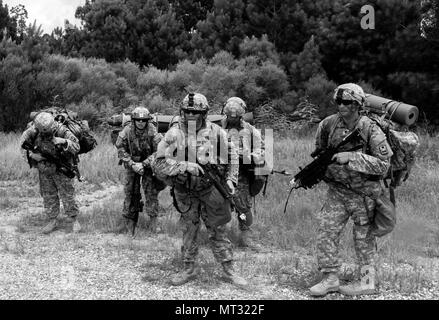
[3,0,85,34]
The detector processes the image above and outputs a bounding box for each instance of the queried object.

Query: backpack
[29,107,98,155]
[366,113,420,191]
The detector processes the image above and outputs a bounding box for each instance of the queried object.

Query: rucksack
[366,113,420,191]
[29,106,97,155]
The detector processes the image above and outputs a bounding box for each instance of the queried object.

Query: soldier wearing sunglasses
[307,83,393,297]
[116,105,163,236]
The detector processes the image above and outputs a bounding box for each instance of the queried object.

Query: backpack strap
[326,114,341,148]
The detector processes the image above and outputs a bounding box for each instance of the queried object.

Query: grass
[2,129,439,295]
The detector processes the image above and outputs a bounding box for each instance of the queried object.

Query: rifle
[129,172,144,237]
[23,142,82,181]
[200,163,236,208]
[261,169,292,197]
[284,128,364,213]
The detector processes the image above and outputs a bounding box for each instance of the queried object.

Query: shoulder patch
[379,144,389,155]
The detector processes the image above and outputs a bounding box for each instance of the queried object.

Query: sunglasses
[184,110,204,115]
[134,119,148,123]
[336,98,356,106]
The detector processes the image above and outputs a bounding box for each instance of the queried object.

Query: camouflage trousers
[233,173,253,231]
[38,162,79,219]
[123,168,159,221]
[174,186,233,264]
[317,186,377,274]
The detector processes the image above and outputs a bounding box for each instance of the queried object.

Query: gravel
[1,181,438,300]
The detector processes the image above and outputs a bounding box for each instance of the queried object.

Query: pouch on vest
[370,193,396,237]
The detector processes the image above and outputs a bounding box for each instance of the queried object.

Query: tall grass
[2,130,439,276]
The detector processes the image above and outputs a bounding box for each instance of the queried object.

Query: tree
[190,0,248,59]
[62,0,189,68]
[0,0,18,42]
[170,0,213,31]
[9,4,27,41]
[289,35,325,88]
[421,0,439,41]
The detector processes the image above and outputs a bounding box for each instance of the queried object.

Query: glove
[132,162,145,175]
[185,162,204,176]
[52,137,67,147]
[226,180,236,195]
[143,155,154,169]
[29,152,46,162]
[332,152,353,165]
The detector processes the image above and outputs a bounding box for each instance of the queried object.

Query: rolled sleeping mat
[364,94,419,126]
[30,109,79,122]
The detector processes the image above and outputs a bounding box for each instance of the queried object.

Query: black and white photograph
[0,0,438,307]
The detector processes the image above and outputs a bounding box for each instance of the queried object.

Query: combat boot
[67,216,82,233]
[115,217,135,235]
[239,229,262,252]
[42,219,59,235]
[221,262,248,287]
[170,263,200,286]
[73,220,82,233]
[147,216,161,233]
[309,272,340,297]
[339,266,376,296]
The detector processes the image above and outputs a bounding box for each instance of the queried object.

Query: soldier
[221,97,265,251]
[291,83,393,296]
[115,105,163,236]
[20,112,81,234]
[153,93,248,287]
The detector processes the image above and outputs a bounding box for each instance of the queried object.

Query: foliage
[0,0,438,130]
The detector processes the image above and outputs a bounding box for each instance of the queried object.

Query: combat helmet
[223,97,246,117]
[34,112,55,134]
[181,93,209,113]
[131,106,152,121]
[334,83,366,105]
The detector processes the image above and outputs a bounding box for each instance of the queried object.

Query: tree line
[0,0,438,132]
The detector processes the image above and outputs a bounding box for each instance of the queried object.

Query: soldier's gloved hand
[185,162,205,176]
[52,137,67,147]
[132,162,145,175]
[143,155,154,169]
[332,152,353,165]
[29,152,46,162]
[226,180,236,195]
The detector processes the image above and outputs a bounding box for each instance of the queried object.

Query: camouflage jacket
[315,114,393,196]
[20,123,80,165]
[153,119,239,190]
[221,119,265,169]
[115,123,163,168]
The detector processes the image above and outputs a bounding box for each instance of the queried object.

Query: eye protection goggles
[335,98,356,106]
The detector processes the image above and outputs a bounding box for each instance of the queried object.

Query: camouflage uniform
[20,123,80,219]
[153,119,239,264]
[315,114,393,274]
[115,122,163,222]
[223,120,265,231]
